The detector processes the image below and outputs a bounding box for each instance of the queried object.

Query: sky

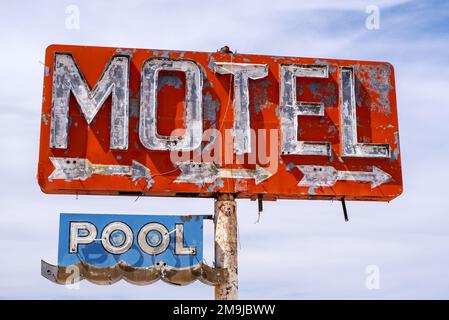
[0,0,448,299]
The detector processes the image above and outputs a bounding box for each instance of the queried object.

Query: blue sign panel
[58,213,204,269]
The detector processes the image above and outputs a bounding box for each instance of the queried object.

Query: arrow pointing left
[48,157,154,188]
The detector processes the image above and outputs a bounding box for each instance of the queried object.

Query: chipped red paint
[38,44,402,201]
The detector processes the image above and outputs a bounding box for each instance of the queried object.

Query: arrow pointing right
[48,157,154,188]
[174,162,272,185]
[297,165,392,188]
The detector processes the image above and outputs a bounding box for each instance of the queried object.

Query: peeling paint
[329,149,335,162]
[280,64,330,156]
[158,72,183,90]
[207,55,216,71]
[204,79,214,89]
[175,162,272,185]
[360,65,392,116]
[390,148,400,162]
[213,62,268,154]
[41,260,228,286]
[41,113,48,125]
[307,186,316,195]
[234,179,248,192]
[253,80,271,113]
[306,82,337,107]
[298,165,391,188]
[130,97,139,118]
[207,177,224,192]
[314,59,337,73]
[180,215,193,222]
[140,58,203,151]
[115,48,133,57]
[203,92,219,127]
[50,53,130,150]
[286,162,296,171]
[394,131,399,145]
[340,67,390,158]
[48,157,154,189]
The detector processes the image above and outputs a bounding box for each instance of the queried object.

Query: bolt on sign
[38,44,402,201]
[42,214,226,285]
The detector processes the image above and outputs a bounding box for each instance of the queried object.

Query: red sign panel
[38,44,402,201]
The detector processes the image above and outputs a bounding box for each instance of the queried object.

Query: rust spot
[41,260,228,286]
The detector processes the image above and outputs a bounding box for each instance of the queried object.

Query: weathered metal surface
[139,58,203,151]
[48,157,153,188]
[214,194,238,300]
[38,44,402,201]
[41,260,227,286]
[297,165,392,188]
[213,62,268,154]
[174,162,272,185]
[58,213,204,269]
[280,64,330,156]
[340,67,390,158]
[50,53,129,150]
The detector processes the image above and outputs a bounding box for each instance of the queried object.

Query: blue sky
[0,0,448,299]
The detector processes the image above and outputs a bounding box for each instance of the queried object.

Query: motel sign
[38,45,402,201]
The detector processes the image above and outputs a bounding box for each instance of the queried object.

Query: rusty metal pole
[214,193,238,300]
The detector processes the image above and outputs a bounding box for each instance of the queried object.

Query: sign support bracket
[341,198,349,222]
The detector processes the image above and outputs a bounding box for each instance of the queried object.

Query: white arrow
[48,157,154,188]
[175,162,273,185]
[297,165,391,188]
